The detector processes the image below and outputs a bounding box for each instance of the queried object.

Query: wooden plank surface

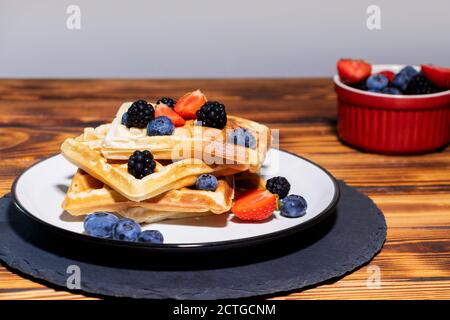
[1,79,450,300]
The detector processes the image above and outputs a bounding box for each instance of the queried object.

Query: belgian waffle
[62,169,234,223]
[101,103,271,172]
[61,129,248,202]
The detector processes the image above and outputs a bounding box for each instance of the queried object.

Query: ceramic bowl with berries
[334,59,450,154]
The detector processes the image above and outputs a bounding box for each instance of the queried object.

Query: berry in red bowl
[335,62,450,154]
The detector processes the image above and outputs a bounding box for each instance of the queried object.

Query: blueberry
[228,128,256,149]
[382,87,402,95]
[280,194,307,218]
[84,212,119,238]
[121,112,128,125]
[399,66,419,78]
[195,174,218,191]
[138,230,164,244]
[147,116,174,136]
[366,74,388,91]
[393,66,419,91]
[393,73,410,91]
[112,218,141,241]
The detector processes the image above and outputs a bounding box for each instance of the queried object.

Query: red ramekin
[335,64,450,154]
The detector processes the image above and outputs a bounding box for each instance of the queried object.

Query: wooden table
[1,79,449,300]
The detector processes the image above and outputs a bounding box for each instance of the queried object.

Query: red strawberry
[421,64,450,89]
[337,59,372,85]
[378,70,395,82]
[155,104,185,127]
[232,189,276,221]
[174,90,207,120]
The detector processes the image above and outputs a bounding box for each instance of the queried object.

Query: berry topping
[232,189,276,221]
[421,64,450,89]
[280,194,308,218]
[228,128,256,149]
[125,100,155,129]
[156,97,176,108]
[196,101,227,129]
[155,104,185,127]
[405,73,441,95]
[366,74,389,91]
[174,90,207,120]
[195,174,218,191]
[337,59,372,85]
[128,150,156,179]
[147,116,175,136]
[112,218,141,241]
[339,60,448,95]
[84,212,119,238]
[382,87,402,95]
[138,230,164,244]
[266,176,290,199]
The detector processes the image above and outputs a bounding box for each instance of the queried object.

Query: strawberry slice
[337,59,372,85]
[174,90,207,120]
[378,70,395,82]
[232,189,276,221]
[155,104,185,127]
[421,64,450,89]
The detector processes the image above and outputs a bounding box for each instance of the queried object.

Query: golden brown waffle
[61,129,248,202]
[62,169,234,223]
[101,103,271,172]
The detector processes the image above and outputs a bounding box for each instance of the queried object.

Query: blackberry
[196,101,227,129]
[125,100,155,128]
[405,73,442,95]
[266,176,290,199]
[156,97,176,108]
[353,80,368,91]
[127,150,156,179]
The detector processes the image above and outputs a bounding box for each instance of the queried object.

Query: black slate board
[0,181,386,299]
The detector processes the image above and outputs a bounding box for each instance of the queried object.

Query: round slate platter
[0,181,386,300]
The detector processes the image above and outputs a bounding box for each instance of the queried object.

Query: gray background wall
[0,0,449,78]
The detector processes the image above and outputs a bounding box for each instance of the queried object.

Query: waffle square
[62,169,235,223]
[61,129,248,201]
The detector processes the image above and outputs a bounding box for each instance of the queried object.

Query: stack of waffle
[61,101,271,224]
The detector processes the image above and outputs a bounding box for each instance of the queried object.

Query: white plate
[12,149,339,251]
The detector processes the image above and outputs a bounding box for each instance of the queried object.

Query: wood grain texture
[1,79,450,300]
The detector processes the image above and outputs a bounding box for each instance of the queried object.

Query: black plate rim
[11,149,340,252]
